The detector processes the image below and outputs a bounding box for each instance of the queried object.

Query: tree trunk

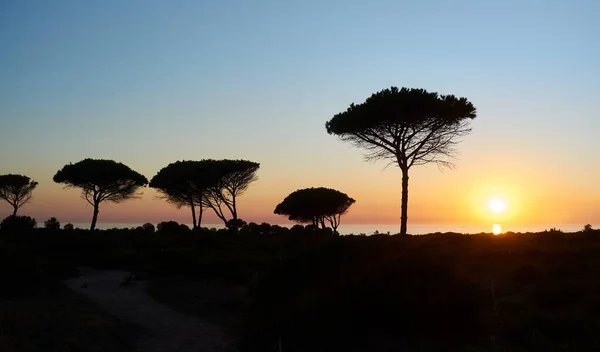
[90,204,99,231]
[400,169,409,235]
[190,201,197,229]
[12,206,17,217]
[197,206,203,227]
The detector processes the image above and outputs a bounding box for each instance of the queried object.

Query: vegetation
[201,159,260,227]
[53,159,148,230]
[44,217,61,230]
[0,215,37,231]
[326,87,476,235]
[0,174,38,217]
[274,187,355,233]
[2,224,600,351]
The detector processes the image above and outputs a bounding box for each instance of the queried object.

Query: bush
[142,223,155,233]
[44,217,61,230]
[157,221,189,233]
[63,223,75,230]
[0,215,37,231]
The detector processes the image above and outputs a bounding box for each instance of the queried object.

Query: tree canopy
[202,159,259,226]
[274,187,355,233]
[326,87,476,235]
[0,174,38,217]
[150,159,259,229]
[150,160,212,229]
[53,159,148,230]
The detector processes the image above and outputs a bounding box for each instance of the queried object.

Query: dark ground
[2,224,600,351]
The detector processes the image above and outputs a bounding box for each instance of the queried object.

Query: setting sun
[493,224,502,235]
[489,198,507,214]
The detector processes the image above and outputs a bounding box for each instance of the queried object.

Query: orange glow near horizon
[493,224,502,235]
[0,155,598,228]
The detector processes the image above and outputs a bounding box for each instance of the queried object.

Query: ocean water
[69,223,588,235]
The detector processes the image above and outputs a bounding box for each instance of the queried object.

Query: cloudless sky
[1,0,599,230]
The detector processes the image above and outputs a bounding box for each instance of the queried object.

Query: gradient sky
[1,0,598,229]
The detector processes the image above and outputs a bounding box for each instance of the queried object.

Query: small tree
[44,217,61,230]
[274,187,355,233]
[63,223,75,230]
[142,223,155,233]
[53,159,148,231]
[326,87,476,235]
[0,174,38,217]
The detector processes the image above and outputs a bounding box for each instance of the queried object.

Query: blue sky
[0,0,598,227]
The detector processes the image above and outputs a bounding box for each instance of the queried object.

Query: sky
[1,0,599,230]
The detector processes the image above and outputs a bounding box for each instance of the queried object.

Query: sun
[489,198,507,214]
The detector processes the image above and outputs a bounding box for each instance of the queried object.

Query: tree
[150,161,210,229]
[202,159,260,226]
[157,221,189,233]
[151,159,259,229]
[0,174,38,217]
[0,215,37,231]
[142,222,155,233]
[274,187,356,233]
[53,159,148,231]
[44,217,61,230]
[63,223,75,230]
[326,87,476,235]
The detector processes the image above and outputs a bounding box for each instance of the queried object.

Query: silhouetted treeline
[2,224,600,351]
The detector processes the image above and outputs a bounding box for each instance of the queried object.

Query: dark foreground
[2,224,600,351]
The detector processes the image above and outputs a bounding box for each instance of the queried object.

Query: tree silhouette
[202,159,260,226]
[274,187,355,233]
[53,159,148,231]
[326,87,476,235]
[150,159,259,229]
[0,174,38,217]
[150,161,211,229]
[0,215,37,231]
[44,217,61,230]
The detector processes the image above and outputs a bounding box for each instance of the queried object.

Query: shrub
[44,217,61,230]
[63,223,75,230]
[142,223,155,233]
[0,215,37,231]
[157,221,189,233]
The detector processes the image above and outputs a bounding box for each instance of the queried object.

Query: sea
[69,223,589,235]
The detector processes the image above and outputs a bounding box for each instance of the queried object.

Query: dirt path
[66,268,234,352]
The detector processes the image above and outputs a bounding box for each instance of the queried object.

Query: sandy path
[66,268,234,352]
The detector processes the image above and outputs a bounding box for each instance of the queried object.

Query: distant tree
[583,224,593,232]
[0,174,38,217]
[53,159,148,231]
[63,223,75,230]
[226,218,247,231]
[44,217,61,230]
[142,222,155,233]
[202,159,260,226]
[157,221,189,233]
[274,187,356,233]
[150,161,211,229]
[0,215,37,231]
[326,87,476,235]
